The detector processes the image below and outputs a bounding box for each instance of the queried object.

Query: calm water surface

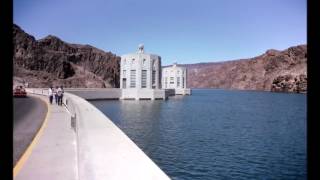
[90,89,306,180]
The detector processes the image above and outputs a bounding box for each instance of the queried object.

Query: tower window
[141,70,147,88]
[130,70,136,88]
[177,77,180,87]
[182,77,184,88]
[152,70,156,88]
[165,77,168,88]
[170,77,174,84]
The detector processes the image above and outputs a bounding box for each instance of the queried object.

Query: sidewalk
[15,94,78,180]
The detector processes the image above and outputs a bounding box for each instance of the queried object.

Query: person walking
[53,86,57,104]
[57,87,63,106]
[48,86,53,104]
[59,86,64,106]
[54,86,59,104]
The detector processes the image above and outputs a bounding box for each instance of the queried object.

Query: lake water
[90,89,306,180]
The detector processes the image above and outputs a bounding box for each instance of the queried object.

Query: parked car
[13,86,27,97]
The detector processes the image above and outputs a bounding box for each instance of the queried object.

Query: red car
[13,86,27,97]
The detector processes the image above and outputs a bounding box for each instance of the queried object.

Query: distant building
[162,63,191,95]
[120,45,165,100]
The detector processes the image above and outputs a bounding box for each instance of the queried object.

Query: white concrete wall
[27,88,49,95]
[27,88,122,100]
[175,88,192,95]
[65,88,121,100]
[64,93,170,180]
[27,88,169,100]
[121,89,166,100]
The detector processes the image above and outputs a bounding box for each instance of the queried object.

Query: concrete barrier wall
[175,88,192,95]
[153,89,166,99]
[28,88,180,100]
[164,88,191,95]
[26,88,171,180]
[121,89,166,100]
[27,88,49,95]
[27,88,122,100]
[65,88,121,100]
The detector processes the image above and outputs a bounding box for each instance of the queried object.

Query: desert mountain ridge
[13,24,306,93]
[13,24,120,88]
[180,45,307,93]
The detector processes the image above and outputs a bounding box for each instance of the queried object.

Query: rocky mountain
[13,24,120,88]
[184,45,307,93]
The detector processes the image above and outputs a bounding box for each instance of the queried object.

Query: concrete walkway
[14,94,78,180]
[18,89,171,180]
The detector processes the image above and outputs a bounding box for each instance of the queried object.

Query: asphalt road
[13,95,48,166]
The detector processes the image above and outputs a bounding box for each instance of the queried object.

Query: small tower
[161,62,191,95]
[120,45,164,100]
[138,44,144,53]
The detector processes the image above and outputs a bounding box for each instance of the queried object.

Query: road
[13,95,48,166]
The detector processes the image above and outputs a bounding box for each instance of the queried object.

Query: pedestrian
[48,86,53,104]
[57,86,62,106]
[53,86,56,104]
[59,86,64,106]
[54,86,59,104]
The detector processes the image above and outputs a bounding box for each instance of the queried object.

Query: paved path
[13,95,48,166]
[14,94,78,180]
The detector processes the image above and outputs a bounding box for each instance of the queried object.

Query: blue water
[90,89,306,180]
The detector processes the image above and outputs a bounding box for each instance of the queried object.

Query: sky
[14,0,306,66]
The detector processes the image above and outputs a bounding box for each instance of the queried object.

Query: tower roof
[138,44,144,53]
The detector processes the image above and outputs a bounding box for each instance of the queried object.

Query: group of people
[48,86,64,105]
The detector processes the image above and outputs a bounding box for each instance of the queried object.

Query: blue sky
[14,0,306,66]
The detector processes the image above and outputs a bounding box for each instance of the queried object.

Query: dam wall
[29,88,188,100]
[64,88,121,100]
[25,88,171,180]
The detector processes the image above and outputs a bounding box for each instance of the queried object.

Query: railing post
[71,113,76,132]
